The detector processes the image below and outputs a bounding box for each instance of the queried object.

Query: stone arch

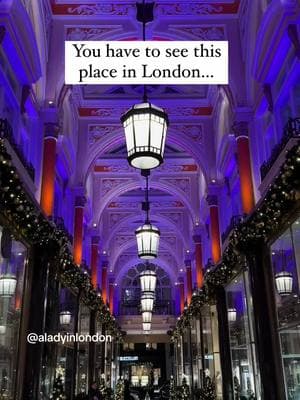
[95,180,196,227]
[114,255,177,287]
[110,238,181,273]
[104,212,188,249]
[82,127,209,187]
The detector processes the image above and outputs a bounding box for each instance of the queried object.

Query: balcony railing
[0,118,35,180]
[222,215,244,243]
[260,117,300,181]
[119,299,175,316]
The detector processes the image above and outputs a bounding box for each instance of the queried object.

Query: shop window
[40,286,77,399]
[77,304,90,395]
[190,307,222,398]
[0,226,27,399]
[271,217,300,399]
[225,271,261,399]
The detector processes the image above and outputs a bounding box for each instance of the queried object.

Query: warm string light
[171,144,300,340]
[0,139,123,341]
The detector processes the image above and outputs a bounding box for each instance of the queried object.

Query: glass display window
[40,286,77,399]
[271,216,300,399]
[0,226,27,399]
[225,271,261,399]
[77,304,90,395]
[190,306,222,398]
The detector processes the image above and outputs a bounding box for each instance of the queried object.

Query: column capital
[44,123,59,139]
[75,195,86,208]
[206,194,218,206]
[178,277,184,284]
[232,121,249,139]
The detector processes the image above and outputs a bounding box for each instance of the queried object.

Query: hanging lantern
[136,224,160,259]
[227,308,237,322]
[142,311,152,323]
[0,325,6,335]
[140,270,157,292]
[59,311,72,325]
[121,102,169,170]
[141,292,155,312]
[143,322,151,331]
[275,271,293,296]
[0,274,17,297]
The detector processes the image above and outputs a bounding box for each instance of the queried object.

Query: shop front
[0,225,28,399]
[225,270,261,399]
[271,216,300,399]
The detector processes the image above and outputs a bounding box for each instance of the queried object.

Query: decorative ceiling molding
[52,2,240,16]
[156,1,240,15]
[94,162,197,173]
[100,178,134,196]
[65,26,122,40]
[169,25,226,40]
[52,3,134,16]
[107,200,184,209]
[79,106,212,118]
[158,177,191,197]
[88,125,121,146]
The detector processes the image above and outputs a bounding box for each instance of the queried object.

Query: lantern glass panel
[140,270,157,293]
[275,272,293,295]
[142,311,152,323]
[227,308,237,322]
[121,102,168,170]
[143,322,151,331]
[60,311,72,325]
[136,224,160,259]
[141,292,155,312]
[0,275,17,297]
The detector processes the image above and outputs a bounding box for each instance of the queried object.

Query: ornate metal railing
[0,118,35,180]
[222,214,244,243]
[260,117,300,181]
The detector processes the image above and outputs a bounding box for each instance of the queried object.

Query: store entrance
[119,343,168,399]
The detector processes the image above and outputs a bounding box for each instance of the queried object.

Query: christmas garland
[0,138,122,340]
[172,144,300,340]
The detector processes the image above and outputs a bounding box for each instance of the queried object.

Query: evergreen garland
[172,144,300,339]
[0,138,122,340]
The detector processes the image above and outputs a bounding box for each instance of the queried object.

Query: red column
[91,236,100,288]
[40,123,58,217]
[101,261,108,305]
[207,195,221,264]
[109,278,115,314]
[185,259,193,305]
[178,278,185,314]
[233,123,255,214]
[73,196,85,266]
[193,235,204,289]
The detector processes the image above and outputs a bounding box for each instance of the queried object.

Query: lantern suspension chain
[142,0,148,103]
[142,169,150,224]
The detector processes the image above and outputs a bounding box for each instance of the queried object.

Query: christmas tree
[181,378,190,400]
[114,378,124,400]
[169,376,176,400]
[197,376,216,400]
[50,375,66,400]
